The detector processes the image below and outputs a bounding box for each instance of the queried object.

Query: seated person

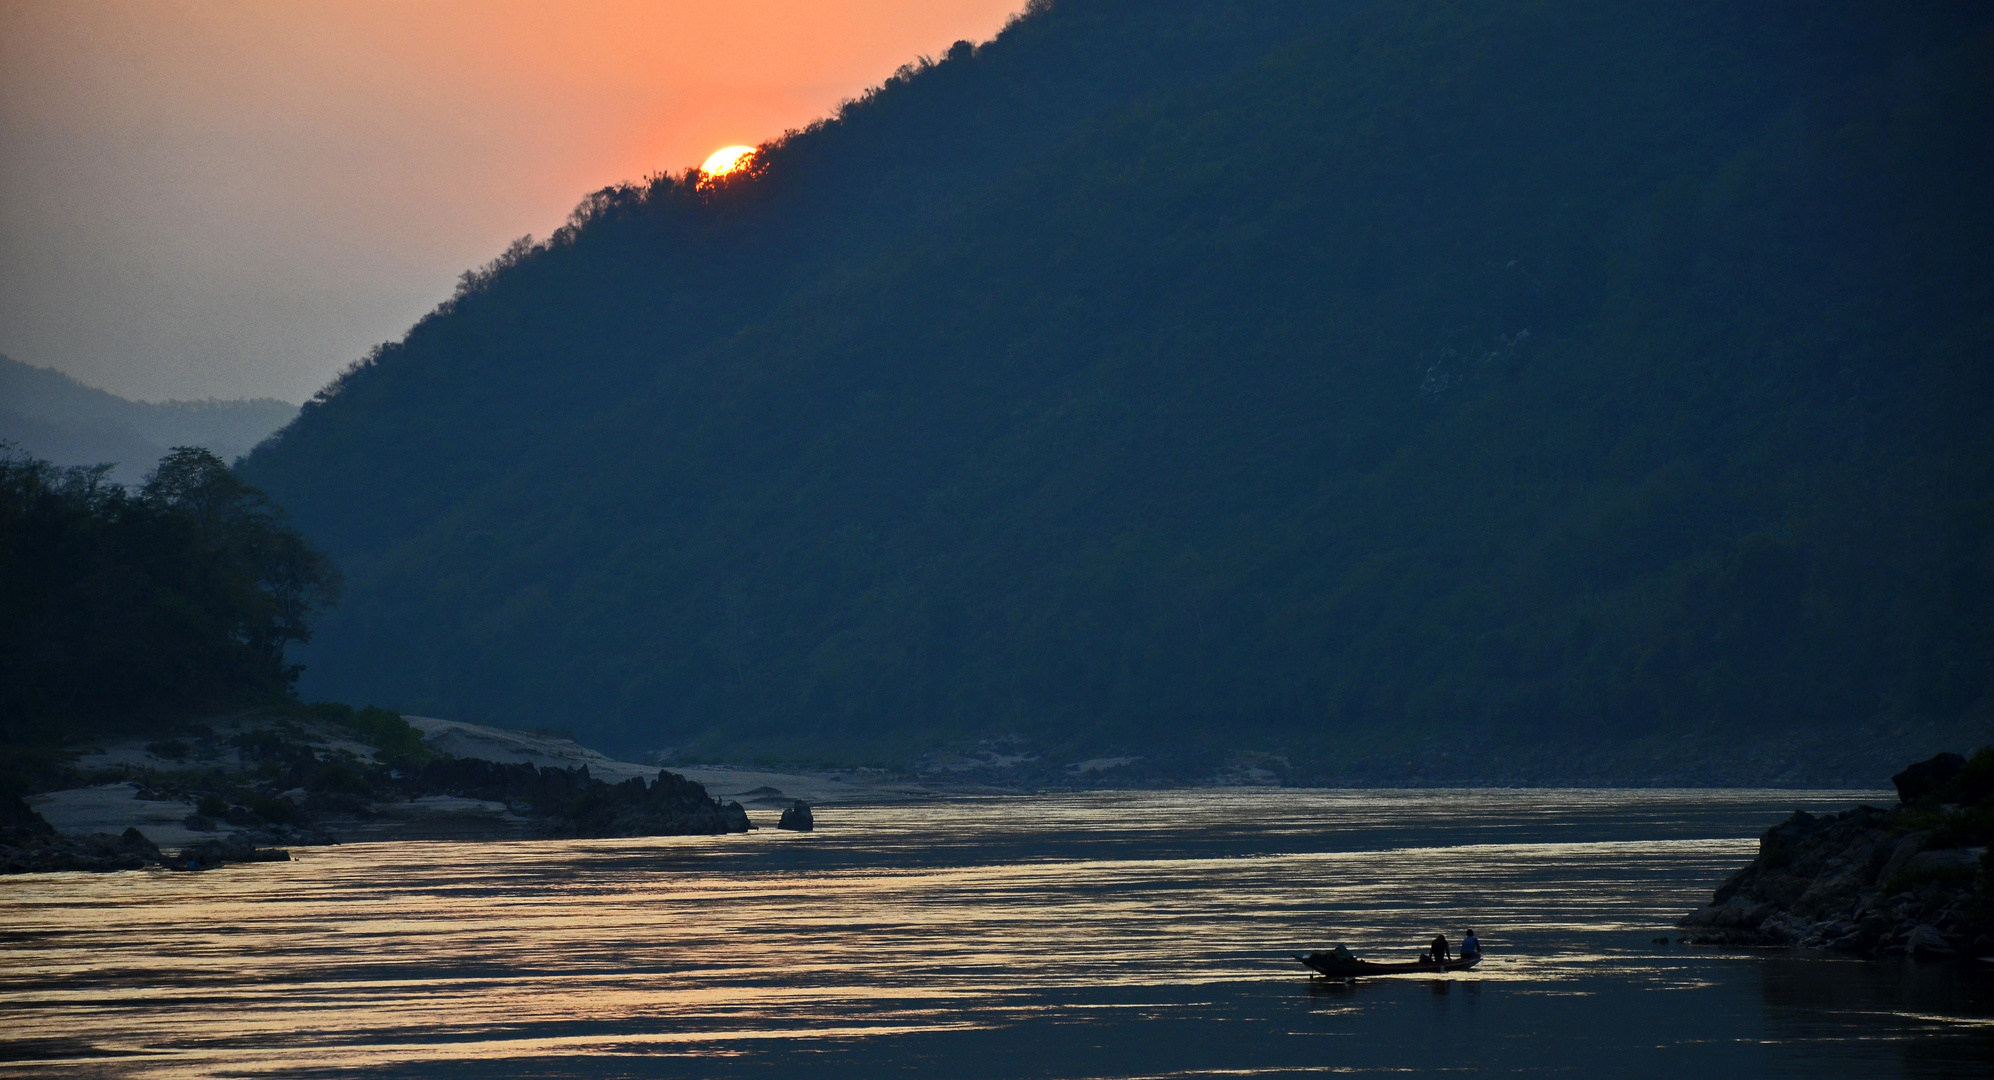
[1461,929,1480,958]
[1329,943,1355,963]
[1429,934,1450,962]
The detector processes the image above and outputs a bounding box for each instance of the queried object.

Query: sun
[700,145,757,177]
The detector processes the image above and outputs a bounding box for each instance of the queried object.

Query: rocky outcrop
[171,837,292,870]
[3,794,150,871]
[1891,751,1968,803]
[1,823,162,873]
[777,800,814,831]
[9,714,770,870]
[413,759,752,836]
[2,793,54,839]
[1680,750,1994,958]
[3,793,302,874]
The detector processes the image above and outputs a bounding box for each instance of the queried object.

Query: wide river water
[3,789,1991,1078]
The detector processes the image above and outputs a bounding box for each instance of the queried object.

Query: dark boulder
[119,827,163,863]
[172,837,292,870]
[1892,752,1967,805]
[2,795,55,838]
[777,800,815,832]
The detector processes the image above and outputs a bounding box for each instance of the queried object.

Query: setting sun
[700,145,757,176]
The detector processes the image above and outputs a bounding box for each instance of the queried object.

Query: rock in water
[172,837,291,870]
[408,759,754,836]
[119,827,163,863]
[777,800,814,832]
[1680,748,1994,958]
[0,818,170,874]
[1905,924,1956,957]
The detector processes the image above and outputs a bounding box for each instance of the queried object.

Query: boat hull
[1296,952,1482,978]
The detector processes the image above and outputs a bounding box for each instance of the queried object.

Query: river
[3,788,1990,1077]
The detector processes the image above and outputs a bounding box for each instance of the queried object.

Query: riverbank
[5,708,1032,873]
[6,710,777,872]
[399,715,1022,809]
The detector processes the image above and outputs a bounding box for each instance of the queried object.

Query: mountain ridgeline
[239,0,1994,782]
[0,355,297,486]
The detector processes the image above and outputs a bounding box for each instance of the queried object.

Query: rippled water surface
[4,789,1991,1078]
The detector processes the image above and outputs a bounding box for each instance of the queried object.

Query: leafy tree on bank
[0,446,340,746]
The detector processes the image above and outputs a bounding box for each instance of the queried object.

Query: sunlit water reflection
[4,789,1990,1078]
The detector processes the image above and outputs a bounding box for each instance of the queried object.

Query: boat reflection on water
[1,788,1988,1078]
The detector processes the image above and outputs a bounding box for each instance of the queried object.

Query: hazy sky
[0,0,1023,404]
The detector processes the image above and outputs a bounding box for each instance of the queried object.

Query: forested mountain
[0,356,297,485]
[239,0,1994,783]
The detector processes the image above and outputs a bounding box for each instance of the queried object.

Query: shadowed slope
[241,0,1994,780]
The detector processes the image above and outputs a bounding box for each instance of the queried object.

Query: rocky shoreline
[410,757,752,837]
[3,760,755,875]
[1679,750,1993,959]
[2,708,759,875]
[0,793,286,873]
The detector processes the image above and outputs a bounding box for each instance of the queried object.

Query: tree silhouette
[0,446,339,744]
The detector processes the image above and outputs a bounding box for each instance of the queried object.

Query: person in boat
[1329,943,1355,963]
[1429,933,1451,963]
[1461,929,1480,958]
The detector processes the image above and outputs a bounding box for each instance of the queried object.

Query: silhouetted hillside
[0,356,297,484]
[240,0,1994,783]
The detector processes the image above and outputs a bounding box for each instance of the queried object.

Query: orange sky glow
[0,0,1024,402]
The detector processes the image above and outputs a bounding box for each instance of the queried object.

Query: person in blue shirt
[1461,929,1481,958]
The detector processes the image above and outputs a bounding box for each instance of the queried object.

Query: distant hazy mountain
[242,0,1993,781]
[0,355,296,484]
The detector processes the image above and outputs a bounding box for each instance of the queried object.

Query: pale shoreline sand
[402,715,1019,807]
[25,714,1017,847]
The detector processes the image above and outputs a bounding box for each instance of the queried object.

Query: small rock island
[1680,749,1993,958]
[777,800,814,831]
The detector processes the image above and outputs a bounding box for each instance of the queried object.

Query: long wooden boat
[1296,951,1482,978]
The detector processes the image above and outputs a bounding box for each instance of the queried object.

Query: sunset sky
[0,0,1024,403]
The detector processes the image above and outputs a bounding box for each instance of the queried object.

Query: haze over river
[4,789,1990,1078]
